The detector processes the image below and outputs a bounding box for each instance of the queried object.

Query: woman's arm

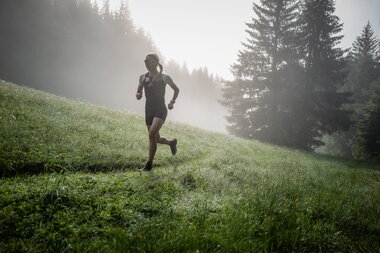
[164,75,179,109]
[136,76,144,100]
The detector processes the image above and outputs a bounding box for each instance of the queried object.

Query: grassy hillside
[1,79,379,252]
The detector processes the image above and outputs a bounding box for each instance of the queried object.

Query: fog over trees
[0,0,226,133]
[221,0,380,160]
[317,21,380,159]
[221,0,351,150]
[0,0,379,159]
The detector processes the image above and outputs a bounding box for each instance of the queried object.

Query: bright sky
[106,0,380,80]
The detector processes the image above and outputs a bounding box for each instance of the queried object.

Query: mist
[0,0,228,134]
[1,0,379,158]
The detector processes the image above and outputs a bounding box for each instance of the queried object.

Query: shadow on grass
[1,161,143,178]
[0,158,187,177]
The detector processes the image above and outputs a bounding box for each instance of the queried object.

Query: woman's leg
[157,132,177,155]
[147,117,164,163]
[156,132,172,145]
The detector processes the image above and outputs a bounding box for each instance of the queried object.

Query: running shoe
[140,161,152,172]
[170,139,177,155]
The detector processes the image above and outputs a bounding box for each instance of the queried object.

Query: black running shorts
[145,106,167,125]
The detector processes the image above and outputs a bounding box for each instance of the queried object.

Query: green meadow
[1,80,379,252]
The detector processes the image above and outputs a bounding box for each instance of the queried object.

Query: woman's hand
[136,92,142,100]
[168,100,175,110]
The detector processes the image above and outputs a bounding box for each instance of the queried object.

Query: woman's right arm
[136,76,143,100]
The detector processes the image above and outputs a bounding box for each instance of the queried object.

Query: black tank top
[143,72,166,108]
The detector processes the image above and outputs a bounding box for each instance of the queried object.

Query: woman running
[136,53,180,171]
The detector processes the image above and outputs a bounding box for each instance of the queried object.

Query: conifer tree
[347,22,380,109]
[353,79,380,160]
[299,0,351,148]
[222,0,352,150]
[221,0,303,146]
[320,22,380,157]
[101,0,111,22]
[347,22,380,159]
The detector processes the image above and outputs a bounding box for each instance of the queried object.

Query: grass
[0,79,379,252]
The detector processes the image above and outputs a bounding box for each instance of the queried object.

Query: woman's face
[144,56,158,71]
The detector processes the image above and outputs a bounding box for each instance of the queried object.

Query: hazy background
[0,0,227,133]
[107,0,379,134]
[1,0,379,137]
[107,0,380,80]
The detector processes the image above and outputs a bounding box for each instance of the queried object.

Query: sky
[105,0,380,80]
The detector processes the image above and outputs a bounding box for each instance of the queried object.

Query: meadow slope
[1,80,379,252]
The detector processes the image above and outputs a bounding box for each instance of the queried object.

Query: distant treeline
[221,0,380,160]
[0,0,226,132]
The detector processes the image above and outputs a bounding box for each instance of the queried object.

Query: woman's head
[145,53,163,73]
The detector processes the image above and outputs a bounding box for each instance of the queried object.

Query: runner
[136,53,180,171]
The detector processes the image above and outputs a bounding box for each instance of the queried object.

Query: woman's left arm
[165,75,179,110]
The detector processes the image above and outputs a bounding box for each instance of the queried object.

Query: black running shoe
[170,139,177,155]
[140,161,152,172]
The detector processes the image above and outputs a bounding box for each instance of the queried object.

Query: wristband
[170,100,175,104]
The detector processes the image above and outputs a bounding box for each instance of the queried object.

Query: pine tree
[221,0,308,147]
[92,1,99,16]
[116,0,133,34]
[300,0,352,148]
[321,22,380,157]
[353,79,380,160]
[101,0,111,22]
[347,22,380,159]
[347,22,380,108]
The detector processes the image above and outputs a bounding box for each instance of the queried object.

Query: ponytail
[158,63,163,74]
